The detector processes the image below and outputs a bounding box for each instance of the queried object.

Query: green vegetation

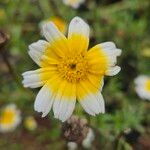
[0,0,150,149]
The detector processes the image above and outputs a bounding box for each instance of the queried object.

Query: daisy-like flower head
[22,16,122,122]
[40,17,66,34]
[0,104,21,133]
[24,116,37,131]
[135,75,150,100]
[62,0,85,9]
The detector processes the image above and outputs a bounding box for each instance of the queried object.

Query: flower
[62,115,88,143]
[22,16,121,122]
[0,104,21,132]
[135,75,150,100]
[82,128,95,149]
[24,116,37,131]
[62,0,85,9]
[40,17,66,34]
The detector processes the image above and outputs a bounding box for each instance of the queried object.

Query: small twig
[1,50,35,97]
[0,31,34,98]
[36,0,46,17]
[0,31,22,88]
[1,51,21,86]
[114,131,124,149]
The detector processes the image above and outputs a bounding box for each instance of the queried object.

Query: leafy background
[0,0,150,149]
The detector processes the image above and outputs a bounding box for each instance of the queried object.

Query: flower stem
[49,0,63,18]
[1,51,22,87]
[36,0,46,17]
[0,31,34,98]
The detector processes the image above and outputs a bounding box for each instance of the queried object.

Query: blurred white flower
[62,0,85,9]
[67,142,77,150]
[24,116,37,131]
[0,104,21,133]
[39,17,66,35]
[82,128,95,149]
[135,75,150,100]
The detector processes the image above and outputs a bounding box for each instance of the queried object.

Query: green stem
[49,0,63,18]
[1,51,34,98]
[36,0,46,17]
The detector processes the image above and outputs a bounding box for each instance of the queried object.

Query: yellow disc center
[145,80,150,92]
[0,110,15,125]
[58,54,88,82]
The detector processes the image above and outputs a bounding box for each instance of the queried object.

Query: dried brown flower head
[62,115,89,144]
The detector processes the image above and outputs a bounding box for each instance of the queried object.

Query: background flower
[39,17,66,34]
[135,75,150,100]
[24,116,37,131]
[0,104,21,133]
[62,0,85,9]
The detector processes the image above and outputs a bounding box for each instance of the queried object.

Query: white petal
[5,103,16,109]
[59,99,76,122]
[79,99,95,116]
[105,66,121,76]
[52,81,67,118]
[134,75,148,86]
[53,82,76,122]
[67,142,78,150]
[34,84,54,117]
[68,16,90,39]
[53,97,76,122]
[100,42,122,63]
[22,70,44,88]
[100,42,121,55]
[53,96,76,122]
[62,99,76,122]
[28,40,48,66]
[79,92,105,116]
[135,87,145,99]
[63,0,85,9]
[82,128,95,148]
[42,22,66,42]
[42,22,70,57]
[135,87,150,100]
[98,42,122,76]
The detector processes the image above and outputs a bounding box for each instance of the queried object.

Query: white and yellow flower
[22,16,121,122]
[135,75,150,100]
[62,0,85,9]
[0,104,21,132]
[24,116,37,131]
[40,17,66,34]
